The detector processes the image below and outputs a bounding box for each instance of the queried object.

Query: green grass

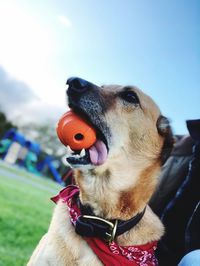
[0,163,62,266]
[0,162,62,190]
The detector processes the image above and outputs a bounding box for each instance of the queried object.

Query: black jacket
[151,119,200,266]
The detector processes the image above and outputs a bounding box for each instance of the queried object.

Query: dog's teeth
[66,146,70,154]
[66,146,73,154]
[80,149,86,157]
[69,146,74,153]
[74,154,80,158]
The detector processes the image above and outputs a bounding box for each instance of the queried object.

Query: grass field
[0,161,62,266]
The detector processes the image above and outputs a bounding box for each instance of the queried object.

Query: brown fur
[27,83,173,266]
[119,161,160,219]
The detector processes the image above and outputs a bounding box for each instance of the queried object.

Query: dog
[27,77,173,266]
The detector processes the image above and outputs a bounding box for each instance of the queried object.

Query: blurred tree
[20,122,66,157]
[0,110,17,139]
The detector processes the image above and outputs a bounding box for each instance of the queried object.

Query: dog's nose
[67,77,89,93]
[66,77,100,97]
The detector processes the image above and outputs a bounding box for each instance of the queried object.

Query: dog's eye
[120,91,139,104]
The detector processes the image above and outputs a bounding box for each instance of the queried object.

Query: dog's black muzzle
[66,77,111,149]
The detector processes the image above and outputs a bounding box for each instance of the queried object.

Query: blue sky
[0,0,199,134]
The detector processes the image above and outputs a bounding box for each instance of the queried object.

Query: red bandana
[52,186,158,266]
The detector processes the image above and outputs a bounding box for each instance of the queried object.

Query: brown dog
[27,78,173,266]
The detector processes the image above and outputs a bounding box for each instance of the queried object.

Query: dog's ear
[157,115,174,165]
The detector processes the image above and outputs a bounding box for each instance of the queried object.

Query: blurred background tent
[0,111,69,184]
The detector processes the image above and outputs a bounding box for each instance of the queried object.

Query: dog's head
[65,77,173,170]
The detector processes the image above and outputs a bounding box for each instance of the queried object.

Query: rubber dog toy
[57,111,96,150]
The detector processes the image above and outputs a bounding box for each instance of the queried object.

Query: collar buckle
[82,215,118,242]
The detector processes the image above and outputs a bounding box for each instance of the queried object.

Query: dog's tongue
[89,140,108,165]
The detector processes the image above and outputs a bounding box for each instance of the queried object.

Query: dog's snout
[66,77,106,119]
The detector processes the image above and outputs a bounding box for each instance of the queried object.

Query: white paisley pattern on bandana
[109,242,158,266]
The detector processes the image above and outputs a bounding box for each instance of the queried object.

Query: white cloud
[58,15,72,28]
[0,2,63,105]
[0,66,67,126]
[0,66,38,114]
[0,1,70,123]
[12,100,66,126]
[4,96,67,127]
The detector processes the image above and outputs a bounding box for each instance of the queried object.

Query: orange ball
[56,111,96,150]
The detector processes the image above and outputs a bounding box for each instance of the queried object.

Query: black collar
[75,200,146,242]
